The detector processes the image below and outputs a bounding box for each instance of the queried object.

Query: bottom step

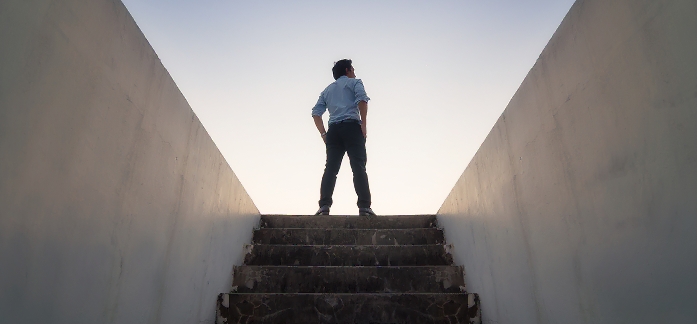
[217,293,481,324]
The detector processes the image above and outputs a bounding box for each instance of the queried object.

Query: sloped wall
[438,0,697,323]
[0,0,259,323]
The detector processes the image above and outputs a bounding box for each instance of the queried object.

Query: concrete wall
[0,1,259,323]
[437,0,697,323]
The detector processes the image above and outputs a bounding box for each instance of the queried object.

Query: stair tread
[243,244,453,266]
[232,265,465,294]
[227,292,468,295]
[234,265,459,268]
[259,227,437,230]
[245,244,448,246]
[253,228,444,245]
[218,292,480,324]
[260,215,438,229]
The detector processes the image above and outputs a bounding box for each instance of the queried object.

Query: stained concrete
[232,265,466,293]
[437,0,697,323]
[0,0,259,323]
[220,293,476,324]
[220,214,481,324]
[260,214,438,229]
[244,244,453,266]
[253,228,445,245]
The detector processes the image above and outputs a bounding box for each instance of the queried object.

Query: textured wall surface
[0,1,259,323]
[437,0,697,323]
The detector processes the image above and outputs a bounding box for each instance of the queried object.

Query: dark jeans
[319,121,371,208]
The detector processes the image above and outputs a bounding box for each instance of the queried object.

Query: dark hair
[332,59,353,80]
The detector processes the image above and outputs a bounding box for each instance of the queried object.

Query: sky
[120,0,576,215]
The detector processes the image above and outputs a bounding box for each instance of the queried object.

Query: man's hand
[313,115,327,144]
[358,101,368,139]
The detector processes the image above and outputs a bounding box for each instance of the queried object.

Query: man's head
[332,59,355,80]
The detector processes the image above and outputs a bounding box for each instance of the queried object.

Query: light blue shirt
[311,76,370,125]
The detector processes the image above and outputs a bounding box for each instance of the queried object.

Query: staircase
[216,215,481,324]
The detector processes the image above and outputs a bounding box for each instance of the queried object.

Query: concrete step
[252,228,444,245]
[217,292,481,324]
[260,215,437,229]
[231,266,465,294]
[243,244,453,266]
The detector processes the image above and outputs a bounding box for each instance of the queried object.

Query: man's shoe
[358,207,376,216]
[315,205,330,216]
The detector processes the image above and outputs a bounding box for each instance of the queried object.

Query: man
[311,59,376,216]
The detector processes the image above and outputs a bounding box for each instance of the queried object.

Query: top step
[260,215,437,229]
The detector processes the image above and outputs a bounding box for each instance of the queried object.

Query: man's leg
[344,123,371,209]
[319,127,345,208]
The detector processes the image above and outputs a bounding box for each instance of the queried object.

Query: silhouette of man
[311,59,375,216]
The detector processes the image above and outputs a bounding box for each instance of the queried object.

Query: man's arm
[353,79,370,139]
[313,115,327,143]
[312,90,328,143]
[358,101,368,138]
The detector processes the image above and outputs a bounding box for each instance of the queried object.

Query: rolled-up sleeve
[353,79,370,104]
[311,92,326,116]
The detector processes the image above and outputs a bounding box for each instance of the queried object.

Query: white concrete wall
[437,0,697,323]
[0,1,259,323]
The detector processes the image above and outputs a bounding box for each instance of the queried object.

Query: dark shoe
[358,207,376,216]
[315,205,330,216]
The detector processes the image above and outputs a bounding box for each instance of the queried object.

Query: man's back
[313,76,369,125]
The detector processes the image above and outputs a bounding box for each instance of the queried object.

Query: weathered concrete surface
[219,214,481,324]
[253,228,445,245]
[231,265,466,293]
[220,293,477,324]
[260,214,438,229]
[0,1,259,323]
[243,244,453,266]
[438,0,697,323]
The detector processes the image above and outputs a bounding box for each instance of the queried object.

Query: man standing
[312,59,375,216]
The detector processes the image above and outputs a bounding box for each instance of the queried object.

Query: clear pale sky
[120,0,576,215]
